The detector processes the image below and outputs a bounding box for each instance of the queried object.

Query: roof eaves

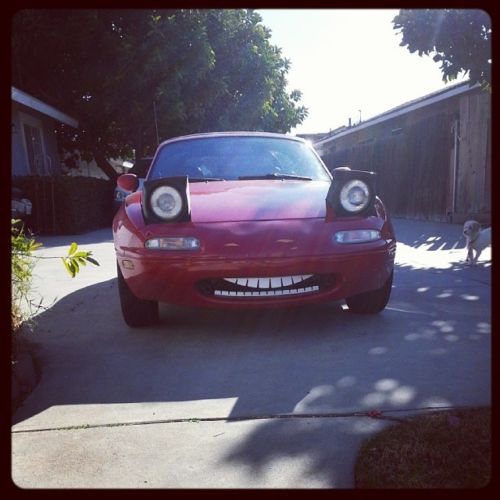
[315,81,479,149]
[11,86,79,128]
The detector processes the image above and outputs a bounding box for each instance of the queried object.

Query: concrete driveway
[11,218,491,488]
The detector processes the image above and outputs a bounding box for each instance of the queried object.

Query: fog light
[334,230,381,244]
[145,237,200,250]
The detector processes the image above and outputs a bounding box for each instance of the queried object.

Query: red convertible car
[113,132,396,327]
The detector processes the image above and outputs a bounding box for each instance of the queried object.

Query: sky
[257,9,468,135]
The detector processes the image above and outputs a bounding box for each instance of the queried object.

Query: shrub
[11,219,100,335]
[11,220,41,333]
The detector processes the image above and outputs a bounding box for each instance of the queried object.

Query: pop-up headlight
[326,167,377,216]
[142,177,191,224]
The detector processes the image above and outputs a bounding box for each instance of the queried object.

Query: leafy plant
[11,219,100,333]
[11,220,41,332]
[61,241,100,278]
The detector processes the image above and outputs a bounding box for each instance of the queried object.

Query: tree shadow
[12,253,491,486]
[217,258,491,486]
[392,217,464,251]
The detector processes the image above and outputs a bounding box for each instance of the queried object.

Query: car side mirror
[117,173,139,192]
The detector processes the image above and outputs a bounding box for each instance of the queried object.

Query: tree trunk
[93,151,118,180]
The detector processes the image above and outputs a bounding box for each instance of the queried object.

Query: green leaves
[393,9,491,87]
[12,219,101,335]
[12,9,308,165]
[61,242,100,278]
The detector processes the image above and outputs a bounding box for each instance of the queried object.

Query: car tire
[117,262,159,327]
[345,271,393,314]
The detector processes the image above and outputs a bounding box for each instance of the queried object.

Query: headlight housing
[142,177,191,224]
[326,167,376,216]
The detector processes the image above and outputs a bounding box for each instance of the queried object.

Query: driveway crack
[12,405,477,433]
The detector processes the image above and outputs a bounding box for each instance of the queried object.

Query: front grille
[197,274,336,298]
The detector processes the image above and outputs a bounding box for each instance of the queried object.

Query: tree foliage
[393,9,491,88]
[12,9,307,177]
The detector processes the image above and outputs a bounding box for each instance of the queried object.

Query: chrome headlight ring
[142,176,191,224]
[339,179,372,213]
[150,185,183,220]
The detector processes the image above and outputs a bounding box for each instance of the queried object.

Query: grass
[354,407,491,488]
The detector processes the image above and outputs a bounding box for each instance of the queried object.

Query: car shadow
[12,253,491,487]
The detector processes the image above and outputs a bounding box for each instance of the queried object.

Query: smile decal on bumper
[198,274,336,298]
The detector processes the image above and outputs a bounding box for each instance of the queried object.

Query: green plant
[11,220,41,332]
[61,241,100,278]
[11,219,100,333]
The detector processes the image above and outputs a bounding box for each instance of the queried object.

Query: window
[19,113,47,175]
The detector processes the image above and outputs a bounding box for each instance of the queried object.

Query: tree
[12,9,307,178]
[392,9,491,88]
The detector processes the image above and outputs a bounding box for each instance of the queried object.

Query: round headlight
[339,179,371,213]
[150,186,183,220]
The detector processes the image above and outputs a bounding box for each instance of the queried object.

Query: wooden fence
[323,113,455,222]
[321,97,491,224]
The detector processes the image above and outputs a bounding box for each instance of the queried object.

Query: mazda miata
[113,132,396,327]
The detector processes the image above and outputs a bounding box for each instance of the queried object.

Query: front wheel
[117,262,159,327]
[345,271,393,314]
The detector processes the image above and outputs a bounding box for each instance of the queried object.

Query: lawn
[355,407,491,488]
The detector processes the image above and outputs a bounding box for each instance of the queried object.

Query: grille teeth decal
[223,275,312,289]
[214,286,319,297]
[198,274,336,299]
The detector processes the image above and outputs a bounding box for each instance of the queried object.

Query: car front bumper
[116,243,395,309]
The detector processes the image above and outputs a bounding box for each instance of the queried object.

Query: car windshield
[148,136,331,182]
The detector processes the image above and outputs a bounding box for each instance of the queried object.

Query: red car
[113,132,396,327]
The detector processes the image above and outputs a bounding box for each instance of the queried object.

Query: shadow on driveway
[12,217,491,486]
[392,217,465,251]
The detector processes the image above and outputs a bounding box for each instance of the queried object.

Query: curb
[12,336,39,414]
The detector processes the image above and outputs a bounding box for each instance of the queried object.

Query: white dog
[463,220,491,266]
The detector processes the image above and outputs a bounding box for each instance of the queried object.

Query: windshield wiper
[188,177,225,183]
[238,173,313,181]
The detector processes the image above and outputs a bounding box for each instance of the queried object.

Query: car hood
[188,180,331,223]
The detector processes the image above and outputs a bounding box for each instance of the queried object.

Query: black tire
[117,262,159,327]
[345,271,393,314]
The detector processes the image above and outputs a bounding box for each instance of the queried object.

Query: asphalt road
[11,218,491,488]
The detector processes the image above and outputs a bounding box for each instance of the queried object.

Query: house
[11,86,79,177]
[295,132,330,143]
[11,87,119,234]
[314,81,491,224]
